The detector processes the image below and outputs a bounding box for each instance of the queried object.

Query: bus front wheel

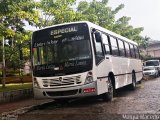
[102,77,113,102]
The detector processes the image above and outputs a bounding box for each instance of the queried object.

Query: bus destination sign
[50,26,78,38]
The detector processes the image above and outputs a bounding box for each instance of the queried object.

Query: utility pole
[2,36,6,88]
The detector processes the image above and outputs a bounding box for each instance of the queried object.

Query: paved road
[18,77,160,120]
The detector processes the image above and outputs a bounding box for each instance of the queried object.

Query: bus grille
[42,75,81,87]
[46,90,78,97]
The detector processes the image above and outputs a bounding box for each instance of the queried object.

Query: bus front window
[33,40,91,65]
[32,38,92,77]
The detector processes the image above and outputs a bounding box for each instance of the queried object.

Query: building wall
[146,43,160,57]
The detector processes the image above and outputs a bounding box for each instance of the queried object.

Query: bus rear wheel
[102,77,113,102]
[129,72,136,90]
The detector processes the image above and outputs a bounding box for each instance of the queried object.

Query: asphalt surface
[6,77,160,120]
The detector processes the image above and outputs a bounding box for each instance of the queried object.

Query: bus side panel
[111,56,132,89]
[110,57,142,89]
[129,59,142,82]
[96,78,108,95]
[93,58,111,95]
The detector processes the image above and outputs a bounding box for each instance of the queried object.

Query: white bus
[32,21,142,102]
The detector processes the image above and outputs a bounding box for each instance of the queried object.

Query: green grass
[0,83,32,92]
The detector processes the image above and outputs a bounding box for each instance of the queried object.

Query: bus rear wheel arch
[109,73,116,97]
[101,76,113,101]
[101,73,116,102]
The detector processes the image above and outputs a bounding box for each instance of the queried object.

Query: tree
[139,36,151,59]
[0,0,39,63]
[113,16,144,43]
[141,36,150,50]
[0,0,39,86]
[77,0,144,44]
[37,0,87,28]
[77,0,124,29]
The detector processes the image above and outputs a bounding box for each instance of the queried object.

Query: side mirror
[95,31,102,43]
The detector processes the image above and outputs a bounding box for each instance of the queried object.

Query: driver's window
[95,42,103,56]
[94,31,104,64]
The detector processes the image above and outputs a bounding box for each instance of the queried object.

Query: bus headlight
[33,78,40,88]
[85,72,93,84]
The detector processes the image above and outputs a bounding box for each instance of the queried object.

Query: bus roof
[33,21,138,45]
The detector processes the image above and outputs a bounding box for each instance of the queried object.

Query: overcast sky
[108,0,160,41]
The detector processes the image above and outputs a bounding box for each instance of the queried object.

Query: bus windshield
[33,39,91,65]
[32,23,92,77]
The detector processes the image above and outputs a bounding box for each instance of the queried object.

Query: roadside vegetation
[0,83,32,92]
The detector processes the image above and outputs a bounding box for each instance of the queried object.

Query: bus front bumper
[34,81,98,99]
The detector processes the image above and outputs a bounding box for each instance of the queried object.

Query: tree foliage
[0,0,39,35]
[0,0,38,68]
[77,0,144,44]
[37,0,85,27]
[77,0,124,29]
[113,16,144,43]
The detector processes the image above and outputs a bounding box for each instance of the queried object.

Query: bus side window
[130,44,136,58]
[118,39,125,57]
[134,45,140,59]
[110,36,119,56]
[101,33,110,55]
[94,31,104,64]
[124,42,131,57]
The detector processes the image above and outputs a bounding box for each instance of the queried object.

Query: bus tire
[156,72,159,78]
[102,77,113,102]
[129,72,136,90]
[137,80,142,84]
